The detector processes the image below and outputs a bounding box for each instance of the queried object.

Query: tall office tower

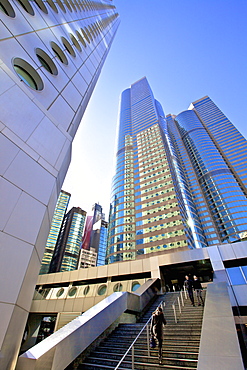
[81,203,108,265]
[97,219,108,265]
[40,190,71,274]
[49,207,86,272]
[106,78,247,264]
[0,1,119,367]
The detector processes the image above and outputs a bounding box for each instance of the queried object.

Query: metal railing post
[177,296,181,313]
[147,325,150,357]
[114,299,169,369]
[180,290,184,306]
[131,345,134,370]
[172,303,177,323]
[183,286,188,299]
[162,301,165,311]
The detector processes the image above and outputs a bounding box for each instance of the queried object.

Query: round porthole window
[50,41,68,65]
[76,30,86,47]
[88,25,94,40]
[46,0,58,12]
[68,287,77,297]
[85,26,93,42]
[81,28,90,43]
[98,284,107,296]
[113,283,123,292]
[36,48,58,75]
[63,0,72,11]
[0,0,15,17]
[61,37,76,57]
[70,33,81,52]
[131,281,141,292]
[56,288,64,297]
[33,0,47,13]
[68,0,76,11]
[56,0,66,12]
[74,0,81,11]
[13,58,44,90]
[83,285,90,295]
[16,0,34,15]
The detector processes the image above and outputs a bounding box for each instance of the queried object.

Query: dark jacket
[193,279,202,290]
[184,278,194,291]
[150,310,166,340]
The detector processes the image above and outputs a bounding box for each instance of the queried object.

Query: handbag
[150,335,156,348]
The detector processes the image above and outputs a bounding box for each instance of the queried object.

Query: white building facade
[0,1,119,368]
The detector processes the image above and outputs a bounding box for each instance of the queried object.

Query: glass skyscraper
[49,207,87,272]
[81,203,108,266]
[40,190,71,274]
[106,78,247,264]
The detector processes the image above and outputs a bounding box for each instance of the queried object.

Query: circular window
[83,285,90,295]
[13,58,44,90]
[36,48,58,75]
[63,0,72,11]
[113,283,123,292]
[81,28,90,43]
[0,0,15,17]
[88,25,95,40]
[50,41,68,65]
[46,0,58,12]
[98,284,107,296]
[68,0,76,11]
[76,30,86,47]
[68,287,77,297]
[16,0,34,15]
[56,288,64,297]
[74,0,81,11]
[131,281,141,292]
[61,37,76,57]
[33,0,47,13]
[56,0,66,12]
[69,33,81,51]
[85,26,93,42]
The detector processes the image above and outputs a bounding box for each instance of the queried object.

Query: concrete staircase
[76,290,206,370]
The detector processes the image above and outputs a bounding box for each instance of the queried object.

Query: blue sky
[63,0,247,217]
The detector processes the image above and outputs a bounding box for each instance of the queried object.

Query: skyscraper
[97,219,108,265]
[49,207,87,272]
[40,190,71,274]
[106,78,247,264]
[81,203,108,266]
[0,1,119,368]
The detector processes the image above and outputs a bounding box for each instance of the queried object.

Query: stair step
[82,356,198,368]
[93,349,198,359]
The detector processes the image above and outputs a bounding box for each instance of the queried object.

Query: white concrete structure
[0,1,119,368]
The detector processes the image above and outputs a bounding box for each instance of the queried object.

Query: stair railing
[114,301,164,370]
[171,290,186,323]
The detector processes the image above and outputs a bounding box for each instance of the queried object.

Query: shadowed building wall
[0,1,119,368]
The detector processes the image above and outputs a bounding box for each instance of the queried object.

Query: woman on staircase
[150,306,167,364]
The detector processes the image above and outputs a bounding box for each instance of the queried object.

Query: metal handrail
[171,290,187,323]
[114,300,163,370]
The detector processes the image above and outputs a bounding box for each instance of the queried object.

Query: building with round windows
[0,1,119,368]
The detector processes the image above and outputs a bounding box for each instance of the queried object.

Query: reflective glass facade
[106,78,247,264]
[49,207,86,272]
[97,220,108,266]
[40,190,71,274]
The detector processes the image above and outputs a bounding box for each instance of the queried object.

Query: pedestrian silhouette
[150,306,167,364]
[184,275,195,306]
[193,275,204,306]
